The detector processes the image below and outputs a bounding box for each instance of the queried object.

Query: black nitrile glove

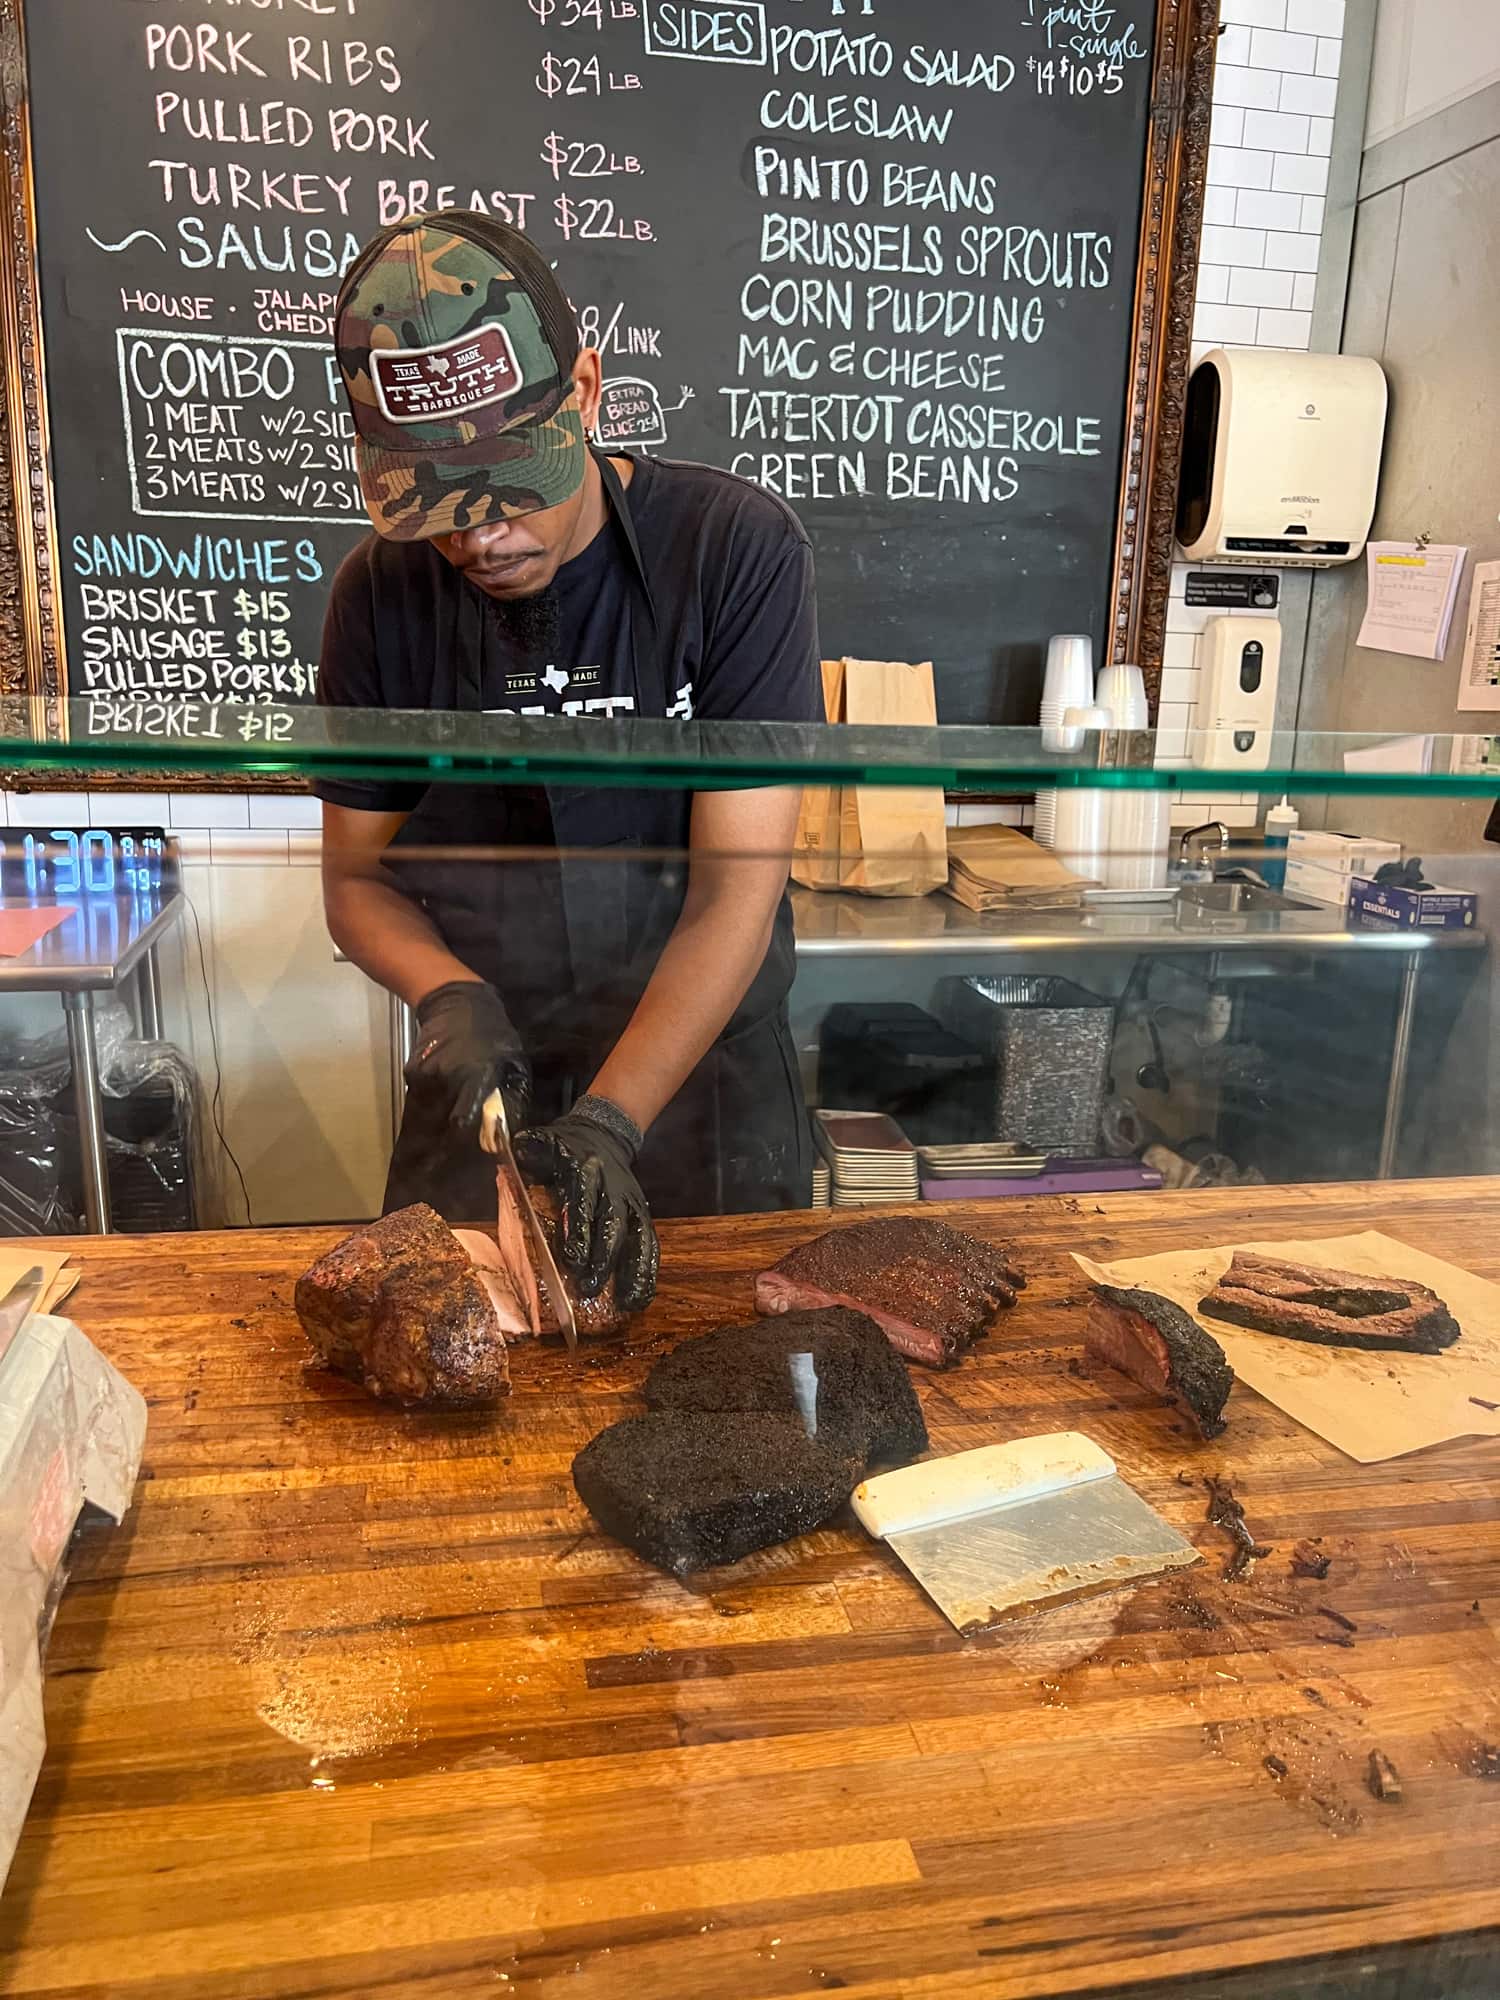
[407,980,530,1141]
[514,1094,659,1311]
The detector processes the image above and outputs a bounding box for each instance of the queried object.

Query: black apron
[383,454,812,1223]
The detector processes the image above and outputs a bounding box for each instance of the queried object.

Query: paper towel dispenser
[1176,349,1387,567]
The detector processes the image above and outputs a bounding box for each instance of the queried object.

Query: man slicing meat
[315,211,819,1313]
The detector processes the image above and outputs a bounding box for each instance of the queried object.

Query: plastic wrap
[0,1003,198,1233]
[0,1312,146,1888]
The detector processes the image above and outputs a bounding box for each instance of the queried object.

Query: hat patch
[371,323,522,426]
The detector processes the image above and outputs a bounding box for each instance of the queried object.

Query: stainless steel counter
[0,889,184,1232]
[789,885,1487,958]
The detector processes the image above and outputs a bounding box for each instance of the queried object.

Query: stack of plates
[813,1110,920,1207]
[811,1160,832,1207]
[917,1143,1046,1180]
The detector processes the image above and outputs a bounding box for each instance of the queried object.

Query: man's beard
[483,585,561,668]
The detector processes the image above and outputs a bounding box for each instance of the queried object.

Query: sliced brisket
[754,1215,1024,1366]
[1085,1284,1234,1439]
[1199,1251,1460,1354]
[644,1307,927,1463]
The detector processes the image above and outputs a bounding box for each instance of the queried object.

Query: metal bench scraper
[852,1434,1199,1633]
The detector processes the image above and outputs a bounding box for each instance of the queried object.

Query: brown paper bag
[793,658,948,897]
[792,659,848,892]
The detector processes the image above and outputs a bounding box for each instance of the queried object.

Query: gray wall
[1298,72,1500,1168]
[1301,113,1500,859]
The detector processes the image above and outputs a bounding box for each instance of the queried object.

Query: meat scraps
[1085,1284,1233,1439]
[755,1215,1024,1367]
[296,1203,512,1406]
[1198,1251,1460,1354]
[644,1307,927,1464]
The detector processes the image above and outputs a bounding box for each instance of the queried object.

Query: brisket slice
[754,1216,1024,1367]
[295,1203,510,1406]
[1085,1285,1233,1439]
[572,1414,860,1575]
[644,1307,927,1463]
[1198,1251,1460,1354]
[524,1182,626,1340]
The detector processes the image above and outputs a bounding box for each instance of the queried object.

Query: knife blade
[479,1090,578,1351]
[0,1263,45,1364]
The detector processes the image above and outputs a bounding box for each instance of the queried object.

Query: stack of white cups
[1050,703,1112,879]
[1035,634,1094,849]
[1094,664,1168,891]
[1095,661,1149,731]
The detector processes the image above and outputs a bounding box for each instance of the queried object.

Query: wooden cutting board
[1075,1229,1500,1463]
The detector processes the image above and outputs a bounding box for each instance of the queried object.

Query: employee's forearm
[589,879,782,1135]
[325,875,480,1009]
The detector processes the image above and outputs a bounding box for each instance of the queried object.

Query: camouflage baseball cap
[335,211,585,539]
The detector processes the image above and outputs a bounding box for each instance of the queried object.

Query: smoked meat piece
[755,1216,1024,1367]
[1198,1251,1460,1354]
[645,1307,927,1463]
[296,1203,510,1406]
[572,1414,860,1575]
[1085,1284,1234,1438]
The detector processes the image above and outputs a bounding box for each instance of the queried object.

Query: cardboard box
[1283,859,1358,907]
[1348,877,1479,930]
[1285,831,1401,904]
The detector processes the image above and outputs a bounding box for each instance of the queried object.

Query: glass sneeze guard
[3,702,1500,797]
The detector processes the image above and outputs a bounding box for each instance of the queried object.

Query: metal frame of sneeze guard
[2,705,1500,799]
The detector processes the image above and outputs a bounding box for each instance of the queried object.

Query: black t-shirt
[314,453,820,812]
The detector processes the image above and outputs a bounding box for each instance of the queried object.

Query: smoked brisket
[1198,1251,1460,1354]
[1085,1284,1234,1438]
[644,1307,927,1463]
[572,1414,860,1575]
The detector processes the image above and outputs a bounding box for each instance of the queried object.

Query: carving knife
[479,1089,577,1350]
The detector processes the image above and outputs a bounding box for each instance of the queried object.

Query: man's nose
[451,518,517,559]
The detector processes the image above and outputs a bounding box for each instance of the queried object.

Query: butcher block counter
[3,1180,1499,1999]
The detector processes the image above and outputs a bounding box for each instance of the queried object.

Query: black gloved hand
[514,1094,659,1311]
[406,980,530,1141]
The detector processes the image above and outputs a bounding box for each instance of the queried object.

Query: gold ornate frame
[0,0,1217,787]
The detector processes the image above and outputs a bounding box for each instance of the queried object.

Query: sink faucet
[1177,821,1230,874]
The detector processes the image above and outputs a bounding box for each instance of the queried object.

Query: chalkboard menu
[14,0,1210,746]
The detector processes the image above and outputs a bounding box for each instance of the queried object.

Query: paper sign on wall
[1356,542,1467,659]
[1456,560,1500,712]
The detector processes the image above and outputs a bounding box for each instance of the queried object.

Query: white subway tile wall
[1228,265,1295,309]
[1219,1,1289,30]
[1160,2,1345,822]
[1242,107,1312,152]
[158,793,251,831]
[1279,72,1338,117]
[1272,151,1329,195]
[6,792,90,826]
[247,794,323,830]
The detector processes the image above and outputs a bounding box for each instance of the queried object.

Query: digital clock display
[1,827,167,900]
